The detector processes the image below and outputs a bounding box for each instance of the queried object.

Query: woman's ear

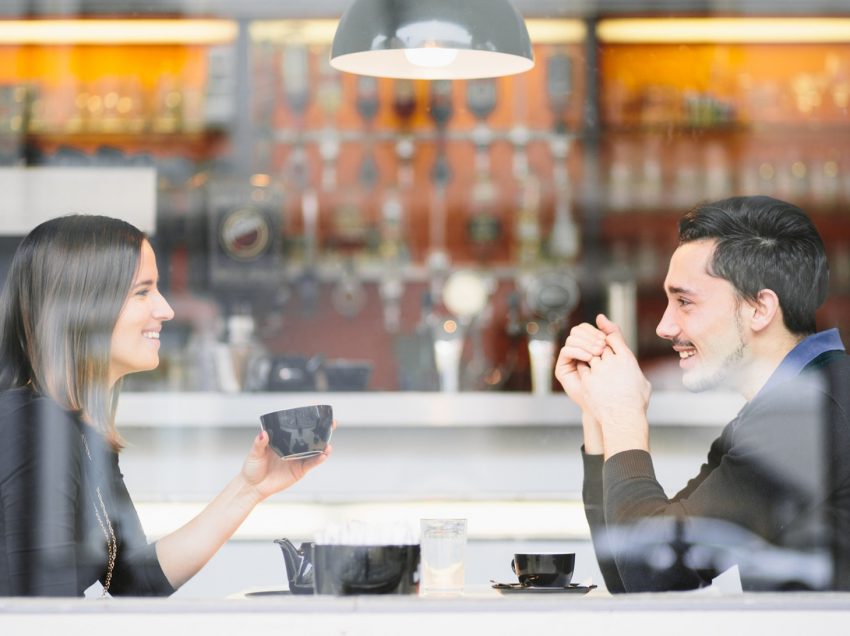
[748,289,781,333]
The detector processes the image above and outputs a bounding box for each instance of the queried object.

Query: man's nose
[656,303,678,340]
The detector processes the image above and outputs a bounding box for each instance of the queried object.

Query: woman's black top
[0,387,175,596]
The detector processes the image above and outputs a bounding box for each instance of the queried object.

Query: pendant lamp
[330,0,534,80]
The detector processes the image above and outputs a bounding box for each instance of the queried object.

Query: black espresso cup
[511,553,576,588]
[259,404,333,460]
[312,544,420,595]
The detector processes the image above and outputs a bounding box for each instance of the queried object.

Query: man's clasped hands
[554,314,652,459]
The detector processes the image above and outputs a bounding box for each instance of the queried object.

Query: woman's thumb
[252,430,269,455]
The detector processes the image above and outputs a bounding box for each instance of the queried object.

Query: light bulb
[404,47,459,68]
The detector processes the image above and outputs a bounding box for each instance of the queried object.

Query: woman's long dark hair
[0,215,145,450]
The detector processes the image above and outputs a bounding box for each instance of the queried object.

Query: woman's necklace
[81,433,117,597]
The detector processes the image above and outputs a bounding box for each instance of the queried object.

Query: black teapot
[274,538,315,595]
[275,538,420,595]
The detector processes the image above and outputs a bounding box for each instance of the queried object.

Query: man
[556,195,850,592]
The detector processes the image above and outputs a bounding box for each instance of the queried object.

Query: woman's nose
[154,293,175,321]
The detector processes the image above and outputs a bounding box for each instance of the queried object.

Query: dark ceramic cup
[312,544,420,595]
[511,553,576,588]
[259,404,333,460]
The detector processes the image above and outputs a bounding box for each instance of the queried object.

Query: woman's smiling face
[108,240,174,386]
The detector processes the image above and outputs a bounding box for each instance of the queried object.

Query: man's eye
[677,298,691,307]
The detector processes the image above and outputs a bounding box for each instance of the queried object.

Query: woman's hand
[155,421,335,589]
[240,422,335,502]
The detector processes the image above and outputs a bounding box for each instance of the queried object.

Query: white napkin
[711,564,743,594]
[688,564,743,596]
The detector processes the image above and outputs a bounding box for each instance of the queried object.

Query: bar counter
[3,589,850,635]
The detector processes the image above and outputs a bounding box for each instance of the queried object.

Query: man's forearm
[600,411,650,460]
[582,412,604,455]
[582,407,651,458]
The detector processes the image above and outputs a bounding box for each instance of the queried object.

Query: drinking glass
[528,337,555,395]
[419,518,467,595]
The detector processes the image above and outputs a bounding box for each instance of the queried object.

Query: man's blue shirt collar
[759,328,845,396]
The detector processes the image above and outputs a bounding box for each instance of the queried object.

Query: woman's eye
[135,289,150,297]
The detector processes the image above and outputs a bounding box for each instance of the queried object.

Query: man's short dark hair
[678,195,828,336]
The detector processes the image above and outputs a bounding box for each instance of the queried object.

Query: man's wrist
[599,410,649,460]
[603,437,649,460]
[581,412,604,455]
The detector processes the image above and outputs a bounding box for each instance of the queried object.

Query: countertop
[4,588,850,636]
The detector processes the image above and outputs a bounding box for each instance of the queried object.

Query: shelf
[115,390,744,429]
[135,499,589,542]
[24,129,227,157]
[599,123,850,136]
[26,129,223,142]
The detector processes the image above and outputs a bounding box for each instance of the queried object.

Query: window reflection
[0,7,849,599]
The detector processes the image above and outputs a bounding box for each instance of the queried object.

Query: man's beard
[682,314,747,392]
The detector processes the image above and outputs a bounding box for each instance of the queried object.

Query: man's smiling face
[656,239,750,392]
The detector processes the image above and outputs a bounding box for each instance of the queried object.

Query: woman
[0,214,331,597]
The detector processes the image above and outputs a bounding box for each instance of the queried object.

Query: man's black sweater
[583,350,850,592]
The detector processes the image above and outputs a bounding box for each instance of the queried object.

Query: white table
[4,588,850,636]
